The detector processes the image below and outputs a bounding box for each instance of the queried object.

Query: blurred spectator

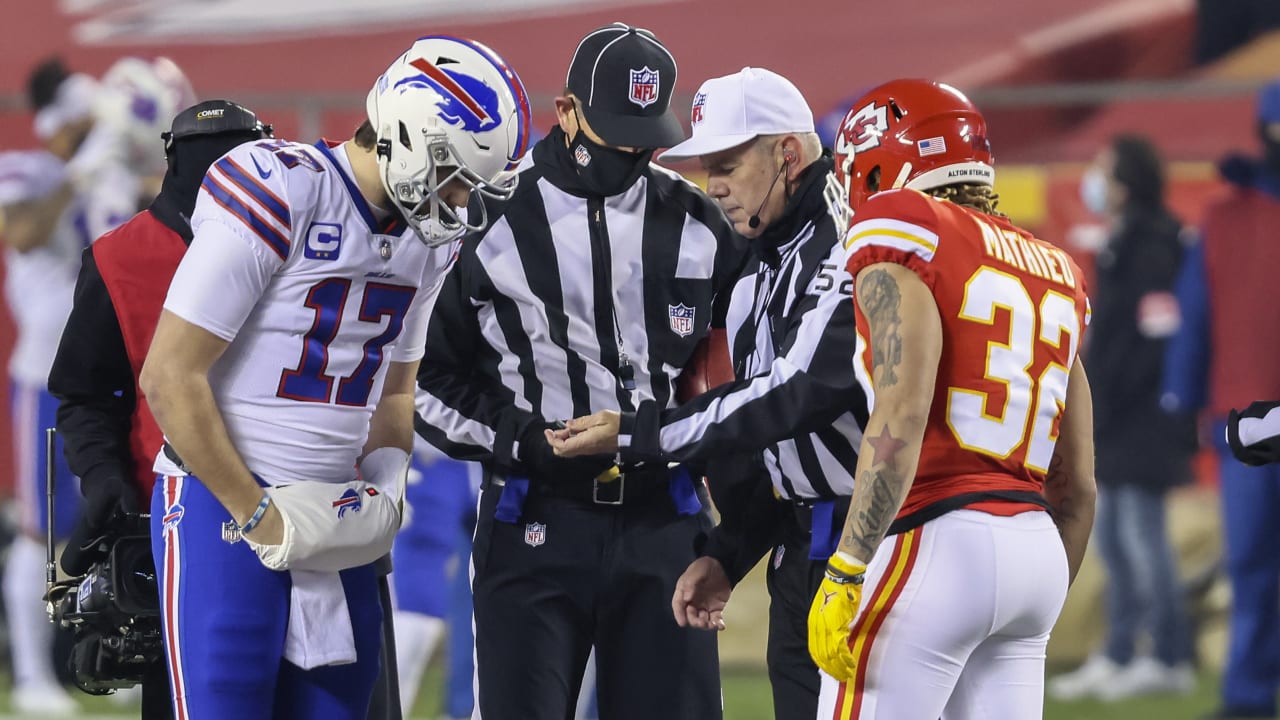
[392,443,478,720]
[1196,0,1280,64]
[1164,79,1280,720]
[1049,135,1196,703]
[0,56,99,718]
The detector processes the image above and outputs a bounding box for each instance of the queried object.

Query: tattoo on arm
[841,465,910,560]
[841,425,911,560]
[857,268,904,388]
[1044,452,1074,532]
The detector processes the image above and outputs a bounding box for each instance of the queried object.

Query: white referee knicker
[246,447,409,572]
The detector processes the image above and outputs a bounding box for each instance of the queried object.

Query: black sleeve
[48,249,134,494]
[698,452,788,586]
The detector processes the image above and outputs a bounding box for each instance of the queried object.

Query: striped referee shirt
[618,156,868,500]
[415,129,745,468]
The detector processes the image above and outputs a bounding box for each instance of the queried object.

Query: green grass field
[13,665,1221,719]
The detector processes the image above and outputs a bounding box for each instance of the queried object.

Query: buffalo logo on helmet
[394,58,501,134]
[629,67,660,108]
[668,303,696,337]
[691,91,707,126]
[333,488,363,519]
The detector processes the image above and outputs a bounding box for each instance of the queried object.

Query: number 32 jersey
[158,139,453,485]
[843,188,1090,531]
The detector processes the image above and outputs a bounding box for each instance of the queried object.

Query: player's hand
[545,410,621,456]
[807,552,866,681]
[241,499,285,547]
[673,556,732,631]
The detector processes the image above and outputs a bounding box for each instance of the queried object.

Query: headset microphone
[748,153,794,230]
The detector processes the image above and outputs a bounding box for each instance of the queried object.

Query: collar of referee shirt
[752,150,834,267]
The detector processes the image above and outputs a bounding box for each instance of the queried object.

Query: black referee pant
[471,471,721,720]
[765,503,843,720]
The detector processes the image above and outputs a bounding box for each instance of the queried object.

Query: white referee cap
[660,67,814,162]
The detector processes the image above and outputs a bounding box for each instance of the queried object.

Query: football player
[138,37,530,719]
[807,79,1096,719]
[0,57,99,717]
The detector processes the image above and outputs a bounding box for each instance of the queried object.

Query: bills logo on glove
[332,488,362,518]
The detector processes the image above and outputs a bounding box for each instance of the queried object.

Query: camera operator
[48,99,271,718]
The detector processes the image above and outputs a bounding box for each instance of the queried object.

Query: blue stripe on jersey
[200,175,290,260]
[214,158,292,230]
[313,141,383,235]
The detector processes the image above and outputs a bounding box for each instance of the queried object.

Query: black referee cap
[566,23,683,149]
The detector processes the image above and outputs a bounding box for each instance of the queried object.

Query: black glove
[61,472,139,577]
[517,422,615,482]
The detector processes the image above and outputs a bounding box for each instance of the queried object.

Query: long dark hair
[1111,134,1165,212]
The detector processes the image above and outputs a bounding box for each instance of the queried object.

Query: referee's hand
[546,410,621,456]
[672,556,730,631]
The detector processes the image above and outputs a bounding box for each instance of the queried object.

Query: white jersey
[66,123,149,242]
[0,151,91,385]
[156,139,453,485]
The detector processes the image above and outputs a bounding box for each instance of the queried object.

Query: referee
[549,68,866,720]
[414,23,745,720]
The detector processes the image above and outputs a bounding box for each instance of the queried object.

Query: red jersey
[843,189,1090,528]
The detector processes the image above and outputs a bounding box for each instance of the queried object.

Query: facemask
[567,127,653,197]
[1079,167,1109,216]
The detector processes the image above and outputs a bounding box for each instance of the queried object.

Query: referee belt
[485,465,702,521]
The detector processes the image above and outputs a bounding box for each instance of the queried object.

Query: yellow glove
[807,552,866,681]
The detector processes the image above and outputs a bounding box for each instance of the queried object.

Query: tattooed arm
[1043,357,1097,585]
[835,263,943,563]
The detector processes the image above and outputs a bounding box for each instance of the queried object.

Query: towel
[282,569,356,670]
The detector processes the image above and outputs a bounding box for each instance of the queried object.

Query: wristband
[238,493,272,535]
[826,551,866,585]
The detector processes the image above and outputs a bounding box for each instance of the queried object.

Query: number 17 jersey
[159,139,453,485]
[843,189,1090,532]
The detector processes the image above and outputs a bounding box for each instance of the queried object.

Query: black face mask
[566,115,653,197]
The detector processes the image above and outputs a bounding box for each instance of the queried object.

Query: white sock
[4,535,57,688]
[394,610,445,714]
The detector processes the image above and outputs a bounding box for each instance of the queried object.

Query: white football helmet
[366,36,532,246]
[79,56,196,178]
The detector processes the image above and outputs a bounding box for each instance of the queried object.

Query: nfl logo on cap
[629,67,660,108]
[691,91,707,126]
[668,303,695,337]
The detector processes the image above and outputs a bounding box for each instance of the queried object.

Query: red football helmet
[825,79,994,227]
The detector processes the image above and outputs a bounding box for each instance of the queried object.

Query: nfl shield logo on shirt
[629,67,660,108]
[525,522,546,547]
[668,303,695,337]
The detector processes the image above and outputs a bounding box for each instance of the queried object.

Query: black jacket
[1085,206,1195,488]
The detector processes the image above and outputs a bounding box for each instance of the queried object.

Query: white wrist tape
[357,447,411,504]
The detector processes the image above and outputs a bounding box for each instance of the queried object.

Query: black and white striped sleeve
[1228,400,1280,466]
[618,247,861,464]
[414,241,539,468]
